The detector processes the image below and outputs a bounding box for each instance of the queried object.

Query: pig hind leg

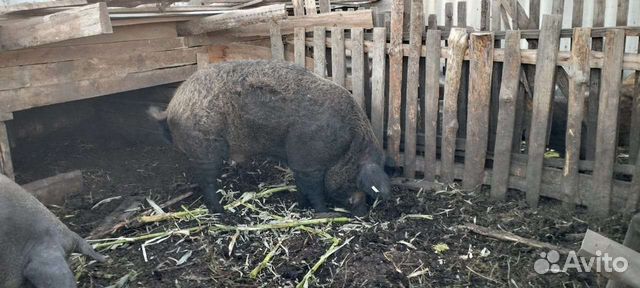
[292,169,328,213]
[24,247,76,288]
[190,140,228,213]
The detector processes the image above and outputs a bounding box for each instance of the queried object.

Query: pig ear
[24,251,76,288]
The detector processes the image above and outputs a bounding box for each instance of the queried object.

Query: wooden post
[440,28,468,184]
[562,28,591,210]
[607,213,640,288]
[177,4,287,35]
[591,29,625,217]
[525,15,562,208]
[351,28,365,109]
[423,30,441,182]
[304,0,316,15]
[0,3,112,51]
[270,20,285,61]
[490,31,521,201]
[402,0,423,178]
[313,26,326,77]
[444,2,453,31]
[480,0,490,31]
[370,27,386,147]
[386,0,404,169]
[462,32,494,190]
[330,27,345,87]
[585,0,605,160]
[292,0,304,16]
[579,229,640,286]
[0,113,14,180]
[294,27,306,67]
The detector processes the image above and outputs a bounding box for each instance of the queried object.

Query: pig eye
[371,186,380,193]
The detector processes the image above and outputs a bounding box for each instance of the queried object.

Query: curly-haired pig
[149,60,392,215]
[0,174,106,288]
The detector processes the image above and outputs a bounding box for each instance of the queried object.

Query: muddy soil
[13,128,631,288]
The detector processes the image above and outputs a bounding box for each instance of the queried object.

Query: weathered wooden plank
[423,30,441,182]
[0,121,13,180]
[386,0,404,169]
[313,26,326,77]
[292,0,304,16]
[586,0,605,160]
[616,0,629,26]
[0,48,199,90]
[371,27,386,147]
[0,3,112,51]
[480,0,489,31]
[572,0,583,27]
[270,20,285,61]
[177,4,286,35]
[440,28,468,184]
[578,230,640,286]
[47,22,176,47]
[0,37,186,69]
[490,31,521,201]
[0,0,86,14]
[490,0,500,31]
[551,0,564,15]
[457,1,466,27]
[330,27,345,87]
[0,65,196,112]
[209,43,314,69]
[318,0,330,13]
[525,15,562,208]
[444,2,453,31]
[402,0,423,178]
[351,28,365,108]
[462,32,494,190]
[631,70,640,164]
[562,28,591,210]
[304,0,316,15]
[528,0,540,29]
[197,52,209,70]
[591,29,625,217]
[0,112,12,122]
[294,27,306,67]
[427,14,436,30]
[23,170,83,206]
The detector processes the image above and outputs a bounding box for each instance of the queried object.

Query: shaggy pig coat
[161,60,390,214]
[0,174,105,288]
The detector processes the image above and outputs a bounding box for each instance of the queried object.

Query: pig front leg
[24,247,76,288]
[191,159,224,213]
[293,169,328,213]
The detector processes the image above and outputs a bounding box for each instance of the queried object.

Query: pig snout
[357,163,392,201]
[348,191,369,217]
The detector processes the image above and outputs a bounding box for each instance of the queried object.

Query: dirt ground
[12,128,632,288]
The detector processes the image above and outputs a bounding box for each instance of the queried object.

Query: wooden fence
[255,0,640,216]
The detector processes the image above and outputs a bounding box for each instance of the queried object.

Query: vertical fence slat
[616,0,629,26]
[462,32,494,190]
[586,0,605,160]
[444,2,453,31]
[351,28,365,109]
[528,0,540,29]
[562,27,591,210]
[0,121,14,180]
[270,21,284,61]
[387,0,404,169]
[457,1,466,27]
[403,0,423,178]
[525,15,562,208]
[313,26,326,77]
[304,0,316,15]
[196,52,209,70]
[490,0,500,31]
[490,30,521,201]
[318,0,330,13]
[423,29,441,182]
[551,0,564,15]
[480,0,489,31]
[572,0,583,27]
[440,28,468,184]
[591,29,626,217]
[294,27,306,67]
[371,27,386,147]
[292,0,304,16]
[631,66,640,163]
[427,14,437,30]
[330,27,345,87]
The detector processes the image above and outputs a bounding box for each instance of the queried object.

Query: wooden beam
[591,29,626,217]
[423,29,440,182]
[386,0,404,169]
[0,0,87,14]
[0,3,112,51]
[208,43,314,69]
[370,27,386,147]
[402,0,423,178]
[490,30,520,201]
[48,22,176,47]
[22,171,83,206]
[440,28,468,184]
[562,28,591,210]
[0,65,196,112]
[579,230,640,286]
[525,15,562,208]
[176,4,286,36]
